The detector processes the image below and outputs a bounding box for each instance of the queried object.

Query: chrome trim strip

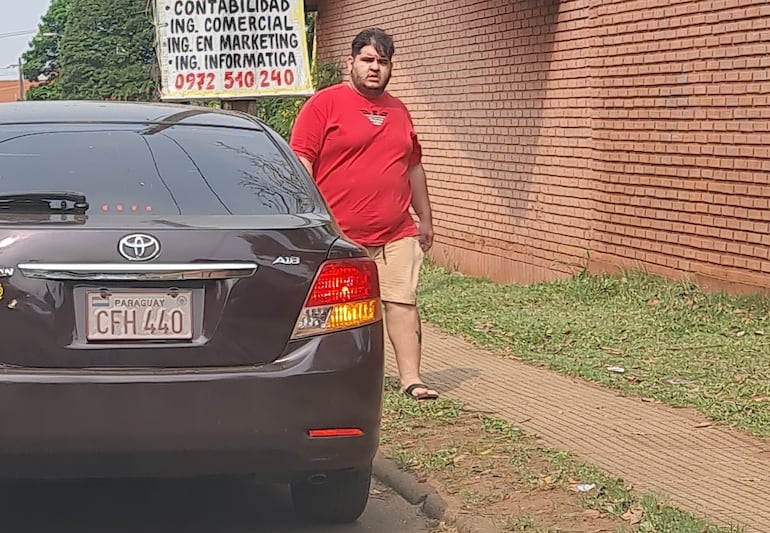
[17,262,258,281]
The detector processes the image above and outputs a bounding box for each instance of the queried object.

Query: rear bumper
[0,324,384,480]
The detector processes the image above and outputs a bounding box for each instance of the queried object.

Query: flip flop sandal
[404,383,439,401]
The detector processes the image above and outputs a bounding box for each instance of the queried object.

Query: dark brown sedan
[0,101,384,523]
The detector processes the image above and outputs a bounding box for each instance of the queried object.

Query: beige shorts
[365,237,424,305]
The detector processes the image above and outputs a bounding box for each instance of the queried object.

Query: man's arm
[289,97,324,179]
[298,157,313,178]
[408,164,434,251]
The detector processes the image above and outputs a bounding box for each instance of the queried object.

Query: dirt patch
[380,397,626,532]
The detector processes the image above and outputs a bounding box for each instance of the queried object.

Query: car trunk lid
[0,215,338,369]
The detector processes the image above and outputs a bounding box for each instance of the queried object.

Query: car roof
[0,100,265,131]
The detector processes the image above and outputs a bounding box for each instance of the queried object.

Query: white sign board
[154,0,314,100]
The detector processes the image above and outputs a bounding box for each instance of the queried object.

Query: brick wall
[0,81,38,103]
[314,0,770,292]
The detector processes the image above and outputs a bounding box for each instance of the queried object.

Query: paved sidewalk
[384,323,770,532]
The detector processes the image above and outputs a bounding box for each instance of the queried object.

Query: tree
[58,0,156,101]
[22,0,72,100]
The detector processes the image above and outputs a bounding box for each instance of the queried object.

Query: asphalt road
[0,477,432,532]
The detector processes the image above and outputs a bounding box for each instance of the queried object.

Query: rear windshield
[0,124,321,216]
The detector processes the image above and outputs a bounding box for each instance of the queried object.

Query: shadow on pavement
[422,367,481,395]
[0,477,349,533]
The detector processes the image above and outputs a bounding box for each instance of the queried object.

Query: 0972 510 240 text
[172,69,296,91]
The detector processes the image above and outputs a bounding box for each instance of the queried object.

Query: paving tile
[384,323,770,532]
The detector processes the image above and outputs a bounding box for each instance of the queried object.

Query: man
[290,28,438,400]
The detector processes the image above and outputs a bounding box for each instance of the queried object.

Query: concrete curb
[372,452,499,533]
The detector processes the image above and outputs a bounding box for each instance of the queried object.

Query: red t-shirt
[289,83,421,247]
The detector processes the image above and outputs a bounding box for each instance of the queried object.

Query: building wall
[0,80,36,103]
[315,0,770,292]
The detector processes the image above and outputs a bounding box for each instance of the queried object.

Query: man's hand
[418,219,434,252]
[408,164,434,252]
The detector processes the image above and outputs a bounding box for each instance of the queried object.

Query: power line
[0,29,37,40]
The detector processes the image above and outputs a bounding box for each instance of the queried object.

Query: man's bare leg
[384,301,437,398]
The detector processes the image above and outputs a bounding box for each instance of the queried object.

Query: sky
[0,0,52,81]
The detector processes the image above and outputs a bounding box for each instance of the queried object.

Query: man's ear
[346,56,354,71]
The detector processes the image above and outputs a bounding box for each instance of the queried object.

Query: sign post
[153,0,314,101]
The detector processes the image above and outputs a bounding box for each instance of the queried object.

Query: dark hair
[351,28,395,60]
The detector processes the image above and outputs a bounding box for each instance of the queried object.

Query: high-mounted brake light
[291,259,381,339]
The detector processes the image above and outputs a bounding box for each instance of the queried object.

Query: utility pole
[17,57,24,101]
[8,57,25,101]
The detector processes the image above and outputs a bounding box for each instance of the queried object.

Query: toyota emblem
[118,234,161,262]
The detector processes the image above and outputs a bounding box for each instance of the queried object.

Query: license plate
[86,290,193,341]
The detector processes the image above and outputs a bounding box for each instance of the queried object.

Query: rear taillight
[291,259,381,339]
